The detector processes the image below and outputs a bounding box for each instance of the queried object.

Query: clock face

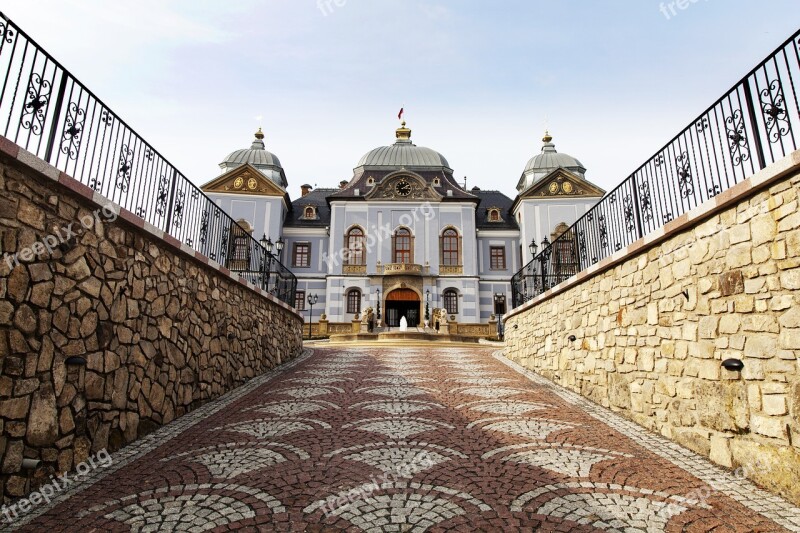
[395,180,412,197]
[233,177,244,189]
[247,177,258,190]
[549,182,559,194]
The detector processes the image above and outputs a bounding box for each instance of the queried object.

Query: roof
[356,142,450,169]
[284,188,336,228]
[355,122,451,171]
[219,129,288,188]
[472,189,519,230]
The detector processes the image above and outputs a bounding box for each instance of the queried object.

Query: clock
[549,182,559,194]
[247,177,258,190]
[233,177,244,189]
[395,180,412,197]
[562,181,574,194]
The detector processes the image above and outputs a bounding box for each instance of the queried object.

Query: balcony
[382,263,423,276]
[439,265,463,275]
[343,264,367,275]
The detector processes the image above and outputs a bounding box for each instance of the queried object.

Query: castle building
[201,123,605,330]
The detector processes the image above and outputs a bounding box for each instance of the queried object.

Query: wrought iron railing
[512,29,800,308]
[0,13,297,305]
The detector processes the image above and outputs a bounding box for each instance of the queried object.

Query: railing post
[43,73,68,163]
[631,174,645,240]
[743,80,767,170]
[163,168,179,234]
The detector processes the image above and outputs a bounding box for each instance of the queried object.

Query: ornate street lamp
[376,288,381,324]
[306,293,318,339]
[259,234,273,291]
[539,236,552,291]
[276,237,285,258]
[529,238,538,259]
[425,289,430,324]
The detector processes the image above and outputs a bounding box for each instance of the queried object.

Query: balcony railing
[343,264,367,275]
[0,13,298,306]
[382,263,423,276]
[512,28,800,309]
[439,265,463,275]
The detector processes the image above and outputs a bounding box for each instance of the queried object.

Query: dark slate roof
[284,188,336,228]
[472,189,519,230]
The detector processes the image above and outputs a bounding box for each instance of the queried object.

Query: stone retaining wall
[0,144,303,503]
[504,151,800,504]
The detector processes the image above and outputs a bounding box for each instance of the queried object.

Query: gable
[519,168,605,199]
[201,164,286,197]
[365,171,443,201]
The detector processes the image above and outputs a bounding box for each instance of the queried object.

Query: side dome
[355,122,451,171]
[517,132,586,192]
[219,129,287,188]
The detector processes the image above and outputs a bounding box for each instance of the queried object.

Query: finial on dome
[396,121,412,141]
[542,130,553,144]
[254,127,265,140]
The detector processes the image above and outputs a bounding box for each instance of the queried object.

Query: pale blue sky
[2,1,799,199]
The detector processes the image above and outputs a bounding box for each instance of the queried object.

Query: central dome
[356,122,451,170]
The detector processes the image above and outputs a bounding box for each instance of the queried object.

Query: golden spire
[542,130,552,143]
[396,121,412,141]
[254,127,265,140]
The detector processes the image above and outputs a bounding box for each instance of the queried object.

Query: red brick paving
[9,346,793,532]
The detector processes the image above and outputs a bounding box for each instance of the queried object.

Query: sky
[1,0,799,200]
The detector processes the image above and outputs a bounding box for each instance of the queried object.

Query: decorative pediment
[201,164,285,196]
[520,168,605,199]
[365,171,443,201]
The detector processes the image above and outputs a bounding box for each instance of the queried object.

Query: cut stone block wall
[505,152,800,504]
[0,145,303,503]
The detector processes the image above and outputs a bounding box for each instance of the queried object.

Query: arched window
[441,228,460,266]
[228,220,252,270]
[345,227,365,265]
[489,209,501,222]
[304,206,316,219]
[393,228,412,264]
[443,289,458,314]
[346,289,361,314]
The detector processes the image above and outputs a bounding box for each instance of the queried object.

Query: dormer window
[367,177,375,186]
[488,208,502,222]
[433,178,440,187]
[303,206,317,219]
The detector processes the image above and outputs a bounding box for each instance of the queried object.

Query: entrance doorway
[385,288,421,327]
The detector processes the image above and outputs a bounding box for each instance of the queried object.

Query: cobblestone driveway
[9,346,800,532]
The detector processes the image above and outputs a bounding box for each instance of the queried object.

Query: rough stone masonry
[0,147,303,504]
[505,152,800,505]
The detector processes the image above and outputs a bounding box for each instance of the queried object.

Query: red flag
[398,108,404,120]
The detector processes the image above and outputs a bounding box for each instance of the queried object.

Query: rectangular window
[346,290,361,314]
[293,242,311,268]
[490,246,506,270]
[295,290,306,311]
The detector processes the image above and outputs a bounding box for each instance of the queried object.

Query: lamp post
[259,234,273,292]
[306,293,318,339]
[376,288,381,326]
[539,237,552,291]
[425,289,430,326]
[274,237,285,298]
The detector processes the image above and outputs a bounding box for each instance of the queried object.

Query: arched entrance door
[385,288,421,327]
